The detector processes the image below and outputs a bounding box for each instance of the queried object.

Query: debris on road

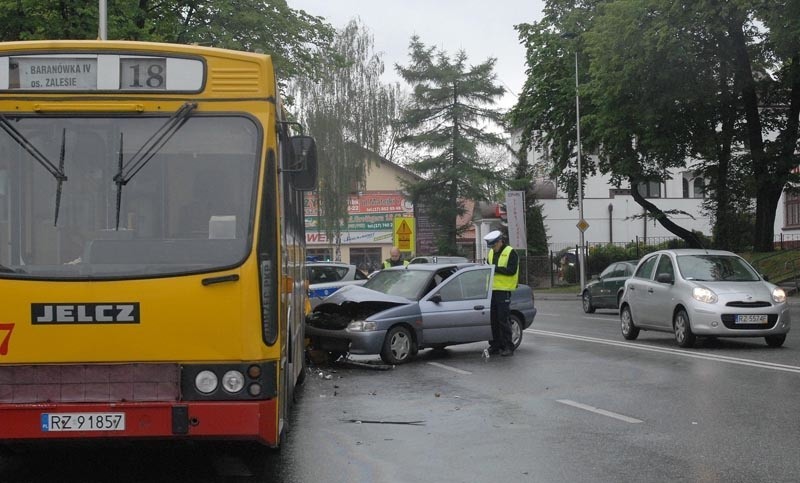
[342,419,426,426]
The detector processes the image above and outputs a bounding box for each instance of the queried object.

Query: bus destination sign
[0,54,204,92]
[13,57,98,90]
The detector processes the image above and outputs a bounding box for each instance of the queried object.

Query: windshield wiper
[0,116,68,226]
[112,101,197,229]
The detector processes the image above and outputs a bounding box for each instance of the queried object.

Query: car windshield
[0,114,259,279]
[677,254,760,282]
[362,269,433,300]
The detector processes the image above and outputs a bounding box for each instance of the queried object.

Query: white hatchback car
[619,249,791,348]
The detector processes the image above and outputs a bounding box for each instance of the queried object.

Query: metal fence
[520,234,800,289]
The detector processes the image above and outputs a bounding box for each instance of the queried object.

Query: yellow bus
[0,40,316,447]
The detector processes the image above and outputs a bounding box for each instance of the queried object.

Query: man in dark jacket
[382,246,409,269]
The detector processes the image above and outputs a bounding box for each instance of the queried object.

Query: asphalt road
[2,297,799,482]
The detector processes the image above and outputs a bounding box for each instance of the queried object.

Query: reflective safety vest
[488,245,518,291]
[383,259,409,269]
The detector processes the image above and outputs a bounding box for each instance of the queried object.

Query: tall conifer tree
[396,36,507,254]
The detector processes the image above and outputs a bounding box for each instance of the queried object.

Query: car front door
[595,264,619,307]
[648,253,677,329]
[418,265,493,344]
[626,254,659,326]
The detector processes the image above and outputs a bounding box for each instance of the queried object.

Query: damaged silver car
[305,264,537,364]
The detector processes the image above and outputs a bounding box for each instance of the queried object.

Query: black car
[582,260,637,313]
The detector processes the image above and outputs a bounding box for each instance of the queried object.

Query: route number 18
[120,58,166,90]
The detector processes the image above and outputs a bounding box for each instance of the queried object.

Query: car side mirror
[430,293,442,304]
[761,273,770,281]
[656,272,674,284]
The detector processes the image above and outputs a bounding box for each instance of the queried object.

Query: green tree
[396,36,507,254]
[0,0,336,84]
[292,19,398,257]
[511,0,800,251]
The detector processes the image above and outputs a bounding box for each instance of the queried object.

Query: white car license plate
[735,314,768,324]
[41,412,125,432]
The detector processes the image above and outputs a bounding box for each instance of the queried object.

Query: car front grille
[720,314,778,330]
[725,301,772,308]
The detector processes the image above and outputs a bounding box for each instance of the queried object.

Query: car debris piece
[342,419,425,426]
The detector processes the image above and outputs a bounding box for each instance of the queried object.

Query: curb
[534,292,800,305]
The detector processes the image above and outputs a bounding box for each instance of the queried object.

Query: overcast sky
[287,0,545,109]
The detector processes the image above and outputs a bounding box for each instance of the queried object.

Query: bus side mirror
[289,135,318,191]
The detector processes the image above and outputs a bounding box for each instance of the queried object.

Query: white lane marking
[526,328,800,374]
[557,399,643,424]
[427,362,472,375]
[584,316,614,321]
[537,313,561,317]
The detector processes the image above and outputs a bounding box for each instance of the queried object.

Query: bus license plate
[735,314,768,324]
[41,412,125,432]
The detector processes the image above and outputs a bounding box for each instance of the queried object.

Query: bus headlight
[195,370,218,394]
[222,370,245,393]
[347,320,377,332]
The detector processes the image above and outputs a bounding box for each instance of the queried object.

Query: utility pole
[99,0,107,40]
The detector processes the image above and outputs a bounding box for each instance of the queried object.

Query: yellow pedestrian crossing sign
[393,217,415,252]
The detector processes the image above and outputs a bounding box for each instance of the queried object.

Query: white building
[534,161,798,250]
[535,167,711,249]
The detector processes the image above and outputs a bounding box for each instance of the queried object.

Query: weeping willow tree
[292,19,399,256]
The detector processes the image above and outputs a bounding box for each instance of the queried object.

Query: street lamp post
[571,48,586,292]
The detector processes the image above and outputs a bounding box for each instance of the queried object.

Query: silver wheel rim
[390,331,410,360]
[582,293,590,310]
[621,309,631,334]
[675,313,686,342]
[511,317,522,345]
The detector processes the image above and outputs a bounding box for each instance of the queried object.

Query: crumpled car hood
[306,285,414,330]
[318,284,413,305]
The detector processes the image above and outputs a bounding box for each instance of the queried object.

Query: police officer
[382,246,409,269]
[484,230,519,356]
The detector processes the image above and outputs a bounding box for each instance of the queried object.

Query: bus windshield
[0,114,260,279]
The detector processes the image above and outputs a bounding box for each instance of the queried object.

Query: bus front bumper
[0,400,279,446]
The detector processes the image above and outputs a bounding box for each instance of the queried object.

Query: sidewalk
[535,291,800,305]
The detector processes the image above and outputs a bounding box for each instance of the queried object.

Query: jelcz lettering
[31,303,140,324]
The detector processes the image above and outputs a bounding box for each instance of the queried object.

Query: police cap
[483,230,504,247]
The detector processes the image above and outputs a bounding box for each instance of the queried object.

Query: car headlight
[222,370,245,393]
[692,287,718,304]
[772,287,787,304]
[195,370,218,394]
[347,320,377,332]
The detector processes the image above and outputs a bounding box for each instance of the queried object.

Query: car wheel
[673,308,696,348]
[380,325,414,364]
[582,291,595,313]
[765,334,786,347]
[510,313,524,349]
[620,305,639,340]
